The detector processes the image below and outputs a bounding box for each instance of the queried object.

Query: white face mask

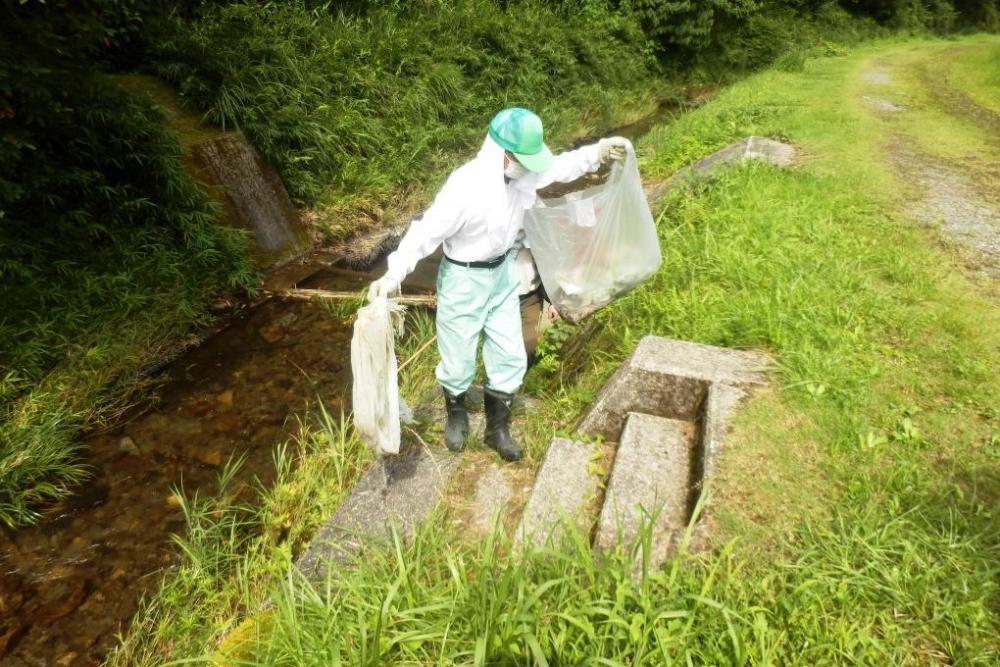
[504,159,527,180]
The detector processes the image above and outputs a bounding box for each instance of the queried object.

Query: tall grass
[234,488,998,665]
[106,403,372,666]
[107,306,440,664]
[146,0,663,221]
[944,36,1000,114]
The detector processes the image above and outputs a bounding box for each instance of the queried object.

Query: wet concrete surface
[0,262,390,666]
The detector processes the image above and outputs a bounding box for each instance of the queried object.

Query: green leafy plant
[533,319,578,374]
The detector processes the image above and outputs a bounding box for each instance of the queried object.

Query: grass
[944,36,1000,115]
[0,244,255,528]
[106,404,372,665]
[147,0,665,237]
[105,305,441,666]
[227,502,997,665]
[108,34,1000,665]
[872,39,1000,162]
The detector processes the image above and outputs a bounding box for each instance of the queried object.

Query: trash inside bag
[524,140,660,323]
[351,296,406,456]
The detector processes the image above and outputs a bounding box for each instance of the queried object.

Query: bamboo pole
[398,335,437,372]
[277,288,436,308]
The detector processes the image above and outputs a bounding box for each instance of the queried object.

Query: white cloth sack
[523,141,661,323]
[351,296,405,455]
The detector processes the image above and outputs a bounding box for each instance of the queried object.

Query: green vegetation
[106,35,1000,664]
[105,311,430,666]
[104,409,368,664]
[145,0,664,231]
[125,0,1000,240]
[2,0,662,525]
[0,1,256,526]
[945,39,1000,113]
[137,1,920,224]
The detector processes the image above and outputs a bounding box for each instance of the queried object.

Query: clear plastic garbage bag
[524,141,660,323]
[351,296,405,456]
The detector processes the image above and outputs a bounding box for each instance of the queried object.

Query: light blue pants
[435,253,527,396]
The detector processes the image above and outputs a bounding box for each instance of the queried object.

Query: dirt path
[858,45,1000,284]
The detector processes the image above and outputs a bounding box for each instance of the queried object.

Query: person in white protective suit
[368,108,627,461]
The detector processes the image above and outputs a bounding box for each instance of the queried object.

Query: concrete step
[594,412,697,572]
[646,136,796,202]
[469,464,514,535]
[576,335,768,442]
[514,437,603,549]
[296,446,458,581]
[414,385,539,448]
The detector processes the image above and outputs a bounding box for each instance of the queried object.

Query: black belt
[444,250,510,269]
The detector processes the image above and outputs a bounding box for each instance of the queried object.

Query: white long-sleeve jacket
[384,134,601,284]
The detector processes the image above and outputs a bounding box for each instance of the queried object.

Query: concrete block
[632,336,770,385]
[690,136,796,175]
[296,447,458,580]
[701,382,747,484]
[675,382,750,553]
[647,137,796,202]
[190,132,309,265]
[577,367,707,441]
[577,336,767,441]
[515,438,601,549]
[470,464,514,535]
[594,413,696,571]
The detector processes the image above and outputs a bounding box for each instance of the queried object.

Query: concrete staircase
[296,336,767,582]
[514,336,768,569]
[295,385,536,580]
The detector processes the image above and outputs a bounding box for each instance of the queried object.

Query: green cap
[488,107,554,173]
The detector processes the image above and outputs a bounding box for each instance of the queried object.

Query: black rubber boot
[443,388,469,452]
[483,388,523,462]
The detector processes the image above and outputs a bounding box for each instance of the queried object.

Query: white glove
[367,276,399,302]
[598,136,629,164]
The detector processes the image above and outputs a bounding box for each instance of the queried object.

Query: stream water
[0,100,685,666]
[0,267,367,666]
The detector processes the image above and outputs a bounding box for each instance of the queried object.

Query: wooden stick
[398,335,437,372]
[278,288,436,308]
